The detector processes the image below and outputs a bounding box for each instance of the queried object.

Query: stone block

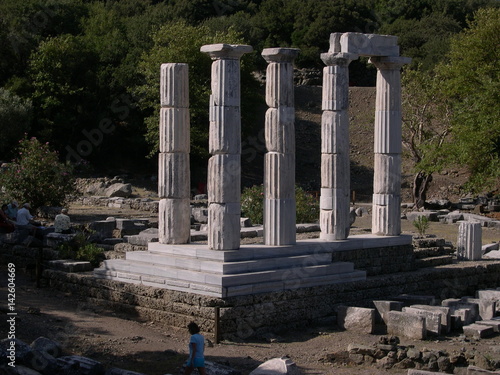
[373,112,402,154]
[158,199,190,244]
[264,198,296,246]
[160,63,188,108]
[340,32,399,57]
[372,300,403,324]
[249,356,301,375]
[372,196,401,236]
[48,260,93,272]
[322,65,349,111]
[44,232,76,248]
[208,203,240,250]
[89,220,116,238]
[321,110,349,154]
[265,107,295,154]
[466,365,500,374]
[457,221,482,260]
[442,299,479,323]
[483,250,500,259]
[475,320,500,332]
[373,153,401,195]
[105,183,132,198]
[159,108,190,153]
[209,105,241,154]
[463,323,494,339]
[209,58,243,107]
[320,207,350,240]
[321,154,349,188]
[265,61,295,108]
[461,297,495,320]
[408,305,451,334]
[158,153,190,199]
[477,290,500,313]
[337,306,376,334]
[192,207,209,224]
[208,154,241,203]
[403,307,441,335]
[387,311,426,340]
[319,188,349,211]
[264,153,295,199]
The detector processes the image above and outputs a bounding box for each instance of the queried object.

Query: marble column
[261,48,299,246]
[319,44,358,240]
[457,221,482,260]
[158,63,191,244]
[201,44,253,250]
[370,56,411,236]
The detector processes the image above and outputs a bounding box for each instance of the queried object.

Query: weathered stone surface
[403,307,441,335]
[208,154,241,203]
[321,154,349,189]
[104,183,132,198]
[463,324,494,339]
[475,320,500,332]
[337,306,375,334]
[321,64,349,111]
[457,221,482,260]
[249,356,301,375]
[466,365,500,374]
[373,300,403,324]
[264,198,296,246]
[210,59,242,107]
[209,106,241,154]
[372,199,401,236]
[264,153,295,200]
[159,108,190,153]
[373,154,401,195]
[158,199,190,244]
[158,153,190,199]
[407,305,451,334]
[387,311,426,340]
[265,107,295,154]
[160,63,189,108]
[407,369,448,375]
[264,59,296,108]
[339,33,399,57]
[208,203,240,250]
[461,297,495,320]
[442,299,479,323]
[320,111,349,154]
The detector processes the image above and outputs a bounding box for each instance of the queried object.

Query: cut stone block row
[160,63,189,108]
[321,111,349,154]
[321,64,349,111]
[158,198,190,244]
[209,106,241,154]
[159,108,190,153]
[208,202,241,250]
[207,154,241,204]
[158,153,190,199]
[264,198,296,246]
[264,153,295,199]
[265,107,295,153]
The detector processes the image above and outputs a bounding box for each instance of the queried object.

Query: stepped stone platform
[94,234,412,297]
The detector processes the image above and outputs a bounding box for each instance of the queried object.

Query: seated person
[6,200,18,221]
[0,204,15,233]
[54,208,72,234]
[16,203,40,227]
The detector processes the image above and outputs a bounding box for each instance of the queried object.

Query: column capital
[369,56,412,70]
[321,52,358,66]
[201,44,253,60]
[262,48,300,64]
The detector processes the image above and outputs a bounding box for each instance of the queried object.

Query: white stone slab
[463,323,494,339]
[387,311,426,340]
[403,307,441,335]
[340,33,399,57]
[408,305,451,334]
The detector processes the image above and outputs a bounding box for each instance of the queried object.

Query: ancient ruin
[96,33,412,300]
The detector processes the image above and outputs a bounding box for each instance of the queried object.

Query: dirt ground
[2,204,500,375]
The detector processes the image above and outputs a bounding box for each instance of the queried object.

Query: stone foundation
[44,260,500,341]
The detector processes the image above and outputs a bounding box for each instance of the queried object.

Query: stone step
[125,251,333,274]
[415,255,453,268]
[99,259,356,287]
[413,246,452,259]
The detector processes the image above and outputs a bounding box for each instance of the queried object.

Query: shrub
[57,232,104,268]
[0,136,74,209]
[241,184,319,224]
[413,215,430,236]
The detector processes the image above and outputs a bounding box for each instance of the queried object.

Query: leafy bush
[0,136,74,209]
[413,215,430,236]
[241,184,319,224]
[57,232,104,268]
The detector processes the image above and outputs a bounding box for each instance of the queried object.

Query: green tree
[437,7,500,191]
[0,136,74,209]
[0,88,32,158]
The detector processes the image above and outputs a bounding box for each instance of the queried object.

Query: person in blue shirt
[184,322,206,375]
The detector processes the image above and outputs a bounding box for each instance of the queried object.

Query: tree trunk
[413,171,433,209]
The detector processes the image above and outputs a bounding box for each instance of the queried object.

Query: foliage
[57,232,104,268]
[0,88,32,157]
[241,184,319,224]
[413,215,430,236]
[0,136,74,209]
[436,7,500,191]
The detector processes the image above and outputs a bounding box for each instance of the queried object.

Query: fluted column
[319,38,358,241]
[262,48,299,246]
[370,56,411,236]
[158,63,191,244]
[457,221,482,260]
[201,44,253,250]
